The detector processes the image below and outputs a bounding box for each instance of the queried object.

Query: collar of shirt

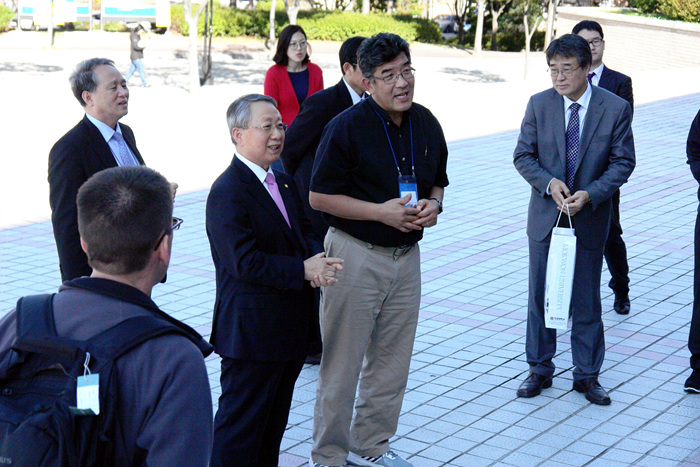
[234,152,275,196]
[368,97,411,128]
[563,81,593,135]
[342,77,364,105]
[85,113,125,142]
[589,63,605,86]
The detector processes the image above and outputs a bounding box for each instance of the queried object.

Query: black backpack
[0,294,198,466]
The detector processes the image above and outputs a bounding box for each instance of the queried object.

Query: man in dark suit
[49,58,146,282]
[206,94,343,466]
[513,34,635,405]
[280,36,366,365]
[574,20,634,315]
[686,108,700,393]
[281,36,366,237]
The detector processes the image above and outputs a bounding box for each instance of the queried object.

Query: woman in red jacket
[264,25,324,128]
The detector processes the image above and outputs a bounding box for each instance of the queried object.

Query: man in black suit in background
[206,94,343,466]
[685,108,700,393]
[281,36,367,237]
[280,36,366,364]
[574,20,634,315]
[49,58,148,282]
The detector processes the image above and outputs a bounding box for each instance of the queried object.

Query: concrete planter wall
[555,6,700,72]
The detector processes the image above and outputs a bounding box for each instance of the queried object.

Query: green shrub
[103,22,129,32]
[170,4,441,42]
[0,5,13,32]
[658,0,700,22]
[628,0,661,14]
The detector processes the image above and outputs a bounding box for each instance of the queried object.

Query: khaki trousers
[311,228,420,465]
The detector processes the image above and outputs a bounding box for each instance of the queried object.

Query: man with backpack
[0,166,213,465]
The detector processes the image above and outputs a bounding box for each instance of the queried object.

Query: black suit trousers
[604,189,630,294]
[211,357,304,467]
[690,211,700,368]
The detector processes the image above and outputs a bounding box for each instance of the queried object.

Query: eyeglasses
[372,67,416,85]
[548,65,581,78]
[586,38,603,47]
[244,123,288,133]
[289,40,307,50]
[154,217,183,250]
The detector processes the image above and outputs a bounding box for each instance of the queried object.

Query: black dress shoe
[573,377,611,405]
[614,293,630,315]
[516,373,552,398]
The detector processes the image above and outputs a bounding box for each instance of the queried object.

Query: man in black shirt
[309,33,448,467]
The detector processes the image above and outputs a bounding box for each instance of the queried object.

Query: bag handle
[555,203,572,228]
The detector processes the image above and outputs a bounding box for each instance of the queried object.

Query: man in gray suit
[513,34,635,405]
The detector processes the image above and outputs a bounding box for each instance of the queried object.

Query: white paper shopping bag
[544,206,577,330]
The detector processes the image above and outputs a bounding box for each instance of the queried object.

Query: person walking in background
[574,19,634,315]
[264,24,323,171]
[685,108,700,393]
[206,94,342,466]
[125,23,150,87]
[280,35,367,365]
[513,34,635,406]
[309,33,448,467]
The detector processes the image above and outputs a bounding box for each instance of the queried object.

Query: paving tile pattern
[2,93,700,466]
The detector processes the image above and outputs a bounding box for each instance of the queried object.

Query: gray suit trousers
[527,233,606,380]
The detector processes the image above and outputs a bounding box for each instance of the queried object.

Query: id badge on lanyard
[399,174,418,208]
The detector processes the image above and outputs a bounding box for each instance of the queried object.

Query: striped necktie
[565,103,581,190]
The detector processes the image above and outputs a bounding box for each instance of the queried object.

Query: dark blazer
[206,156,322,362]
[513,86,635,250]
[48,115,144,282]
[598,65,633,111]
[280,78,354,235]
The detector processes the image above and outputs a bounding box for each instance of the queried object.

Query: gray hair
[226,94,277,143]
[70,58,116,107]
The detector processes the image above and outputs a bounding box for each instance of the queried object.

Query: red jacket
[264,62,324,125]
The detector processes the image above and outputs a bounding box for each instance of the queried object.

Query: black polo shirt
[310,97,449,247]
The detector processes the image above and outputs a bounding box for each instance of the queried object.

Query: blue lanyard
[373,108,415,177]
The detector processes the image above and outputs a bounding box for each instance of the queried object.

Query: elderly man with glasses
[308,33,449,467]
[206,94,343,467]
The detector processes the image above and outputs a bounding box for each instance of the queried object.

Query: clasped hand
[379,194,440,233]
[304,253,344,288]
[549,179,590,216]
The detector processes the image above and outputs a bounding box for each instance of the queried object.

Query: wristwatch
[430,198,443,214]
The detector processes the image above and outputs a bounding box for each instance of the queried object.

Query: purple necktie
[111,132,138,166]
[264,173,291,228]
[565,103,581,190]
[587,72,595,84]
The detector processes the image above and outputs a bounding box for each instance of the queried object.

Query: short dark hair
[339,36,366,74]
[70,58,116,107]
[546,34,592,70]
[272,25,310,67]
[357,33,411,80]
[77,166,173,275]
[572,20,604,39]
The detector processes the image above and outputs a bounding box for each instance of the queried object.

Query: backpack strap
[12,294,85,362]
[15,294,57,339]
[85,315,194,362]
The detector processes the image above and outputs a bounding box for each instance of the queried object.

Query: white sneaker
[309,457,350,467]
[346,450,412,467]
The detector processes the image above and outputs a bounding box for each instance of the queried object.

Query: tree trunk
[544,0,557,49]
[523,0,530,79]
[269,0,276,45]
[490,7,498,51]
[362,0,370,14]
[184,1,208,94]
[474,0,485,57]
[285,0,300,24]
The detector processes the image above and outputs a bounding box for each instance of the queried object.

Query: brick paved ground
[1,29,700,466]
